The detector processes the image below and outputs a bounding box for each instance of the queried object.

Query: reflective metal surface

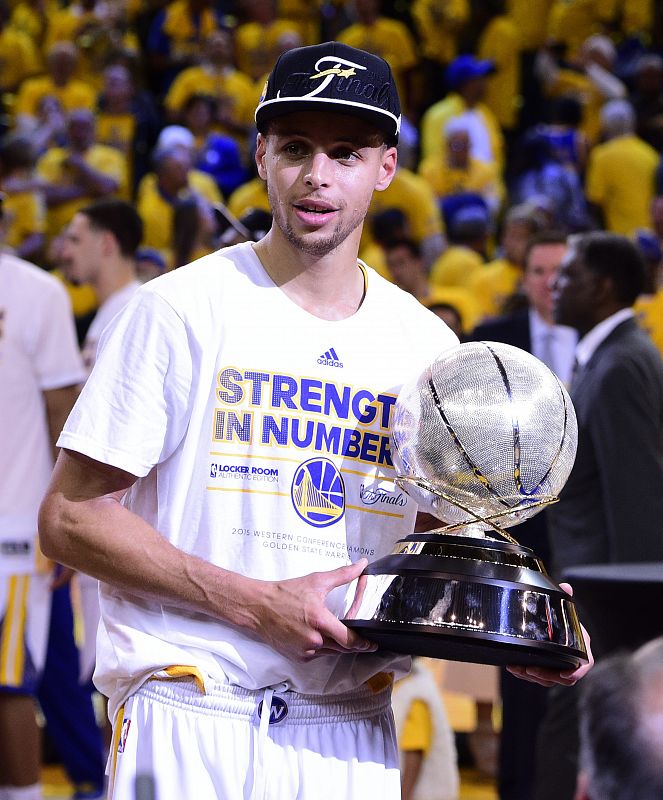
[345,534,587,669]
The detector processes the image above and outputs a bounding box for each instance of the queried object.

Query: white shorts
[109,676,400,800]
[0,573,51,693]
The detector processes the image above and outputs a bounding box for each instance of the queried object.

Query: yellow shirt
[635,291,663,358]
[548,0,618,57]
[235,20,301,82]
[424,286,482,334]
[360,168,443,254]
[430,246,484,290]
[227,177,270,220]
[545,67,607,145]
[14,75,96,118]
[337,18,418,107]
[585,134,659,235]
[3,190,46,250]
[411,0,469,64]
[468,257,522,319]
[10,1,57,44]
[36,144,129,238]
[136,170,222,266]
[0,26,39,91]
[160,0,219,63]
[400,698,433,754]
[420,94,504,169]
[418,154,503,205]
[277,0,321,45]
[506,0,553,51]
[52,268,98,318]
[477,15,520,130]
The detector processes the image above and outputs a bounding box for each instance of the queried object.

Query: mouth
[292,199,340,227]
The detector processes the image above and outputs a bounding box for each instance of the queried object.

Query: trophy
[344,341,588,670]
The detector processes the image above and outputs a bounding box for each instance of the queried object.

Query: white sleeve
[58,289,194,477]
[33,278,86,391]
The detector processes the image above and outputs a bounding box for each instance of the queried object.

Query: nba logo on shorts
[118,718,131,754]
[291,457,345,527]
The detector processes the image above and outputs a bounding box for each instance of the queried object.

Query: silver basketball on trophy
[344,341,588,669]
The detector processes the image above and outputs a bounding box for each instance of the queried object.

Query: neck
[94,257,136,305]
[252,227,365,321]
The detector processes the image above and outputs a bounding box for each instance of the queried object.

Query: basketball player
[39,42,592,800]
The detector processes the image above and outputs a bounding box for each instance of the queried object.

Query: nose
[304,152,333,188]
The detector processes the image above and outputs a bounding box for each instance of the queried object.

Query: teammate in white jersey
[1,244,85,800]
[39,42,592,800]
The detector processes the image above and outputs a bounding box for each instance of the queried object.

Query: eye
[283,141,307,157]
[334,147,360,162]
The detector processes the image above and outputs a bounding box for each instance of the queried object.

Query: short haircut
[79,199,143,258]
[384,237,421,260]
[524,230,567,267]
[579,638,663,800]
[569,231,646,304]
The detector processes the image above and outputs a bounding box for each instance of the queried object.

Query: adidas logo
[317,347,344,368]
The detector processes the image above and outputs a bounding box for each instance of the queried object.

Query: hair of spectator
[523,230,568,266]
[579,638,663,800]
[569,231,647,304]
[383,237,421,260]
[504,203,546,233]
[79,199,144,258]
[600,99,636,138]
[0,134,36,171]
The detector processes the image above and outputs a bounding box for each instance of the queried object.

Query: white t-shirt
[81,279,141,374]
[0,253,86,574]
[58,242,458,717]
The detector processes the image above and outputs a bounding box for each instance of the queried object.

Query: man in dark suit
[533,231,663,800]
[471,231,577,800]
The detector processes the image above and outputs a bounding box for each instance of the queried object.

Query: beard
[267,183,367,257]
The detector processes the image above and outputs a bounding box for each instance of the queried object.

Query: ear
[101,229,116,258]
[255,133,267,181]
[374,146,398,192]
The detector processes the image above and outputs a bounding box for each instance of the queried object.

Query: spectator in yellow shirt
[419,117,503,218]
[0,5,40,94]
[411,0,469,110]
[13,42,96,129]
[430,204,490,291]
[476,0,520,132]
[468,203,543,320]
[337,0,419,115]
[146,0,222,93]
[136,141,222,268]
[536,34,627,145]
[227,175,270,220]
[361,166,445,270]
[36,108,129,240]
[547,0,617,59]
[164,29,256,153]
[0,135,47,262]
[384,238,481,335]
[234,0,302,82]
[633,228,663,357]
[586,99,659,235]
[420,55,504,170]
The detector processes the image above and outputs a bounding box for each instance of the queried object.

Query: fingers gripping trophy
[345,341,589,669]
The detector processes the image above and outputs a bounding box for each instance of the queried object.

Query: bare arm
[400,750,424,800]
[43,385,79,460]
[38,449,376,662]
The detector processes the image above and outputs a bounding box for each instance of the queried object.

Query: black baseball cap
[255,41,401,145]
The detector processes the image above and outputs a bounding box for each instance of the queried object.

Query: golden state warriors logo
[291,457,345,527]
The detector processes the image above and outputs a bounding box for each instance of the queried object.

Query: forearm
[39,460,263,630]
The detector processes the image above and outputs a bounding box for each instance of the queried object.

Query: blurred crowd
[0,0,661,347]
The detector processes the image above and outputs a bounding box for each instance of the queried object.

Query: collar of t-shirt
[575,307,634,368]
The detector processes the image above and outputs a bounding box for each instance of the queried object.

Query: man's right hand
[247,560,378,662]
